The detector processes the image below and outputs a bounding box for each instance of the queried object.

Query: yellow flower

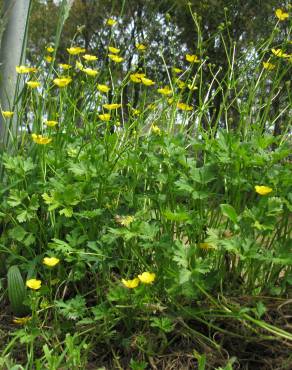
[2,111,14,118]
[59,63,72,70]
[13,316,31,325]
[176,79,186,89]
[255,185,273,195]
[46,46,54,53]
[26,279,42,290]
[97,84,110,93]
[45,120,58,127]
[271,48,289,58]
[186,54,200,63]
[103,103,121,110]
[130,73,145,83]
[83,54,98,61]
[141,77,155,86]
[121,278,140,289]
[31,133,52,145]
[16,65,36,74]
[108,46,120,54]
[98,113,111,121]
[132,109,140,116]
[138,272,156,284]
[275,9,289,21]
[115,215,134,226]
[157,86,172,96]
[43,256,60,267]
[26,81,41,89]
[83,67,98,77]
[151,124,161,135]
[263,61,276,70]
[45,55,53,63]
[177,102,193,111]
[67,46,86,55]
[107,18,117,26]
[172,67,183,73]
[136,43,146,51]
[198,242,215,250]
[108,54,124,63]
[53,77,72,87]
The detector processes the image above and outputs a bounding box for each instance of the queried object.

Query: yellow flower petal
[2,111,14,118]
[138,272,156,284]
[26,279,42,290]
[121,278,140,288]
[98,113,111,121]
[103,103,121,110]
[83,54,98,61]
[43,257,60,267]
[275,9,289,21]
[53,77,72,87]
[26,81,41,89]
[108,46,120,54]
[255,185,273,195]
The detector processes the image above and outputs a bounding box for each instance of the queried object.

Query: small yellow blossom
[108,46,120,54]
[130,73,145,83]
[45,55,53,63]
[67,46,86,55]
[2,111,14,118]
[26,279,42,290]
[138,272,156,284]
[177,102,193,111]
[43,257,60,267]
[97,84,110,93]
[115,215,134,226]
[151,124,161,135]
[13,316,31,325]
[275,9,289,21]
[176,79,186,89]
[59,63,72,70]
[83,54,98,61]
[186,54,200,63]
[46,46,54,53]
[16,65,36,74]
[136,43,147,51]
[103,103,121,110]
[53,77,72,87]
[172,67,183,73]
[157,86,172,96]
[121,278,140,289]
[83,67,98,77]
[255,185,273,195]
[45,120,58,127]
[31,133,52,145]
[108,54,124,63]
[141,77,155,86]
[263,61,276,70]
[198,242,215,250]
[107,18,117,26]
[26,81,41,89]
[271,48,289,58]
[98,113,111,121]
[132,109,140,116]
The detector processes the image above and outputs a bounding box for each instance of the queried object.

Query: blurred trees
[2,0,290,133]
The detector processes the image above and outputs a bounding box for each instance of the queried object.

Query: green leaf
[220,204,238,223]
[59,207,73,218]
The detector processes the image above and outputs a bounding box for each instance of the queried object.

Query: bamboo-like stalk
[0,0,31,147]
